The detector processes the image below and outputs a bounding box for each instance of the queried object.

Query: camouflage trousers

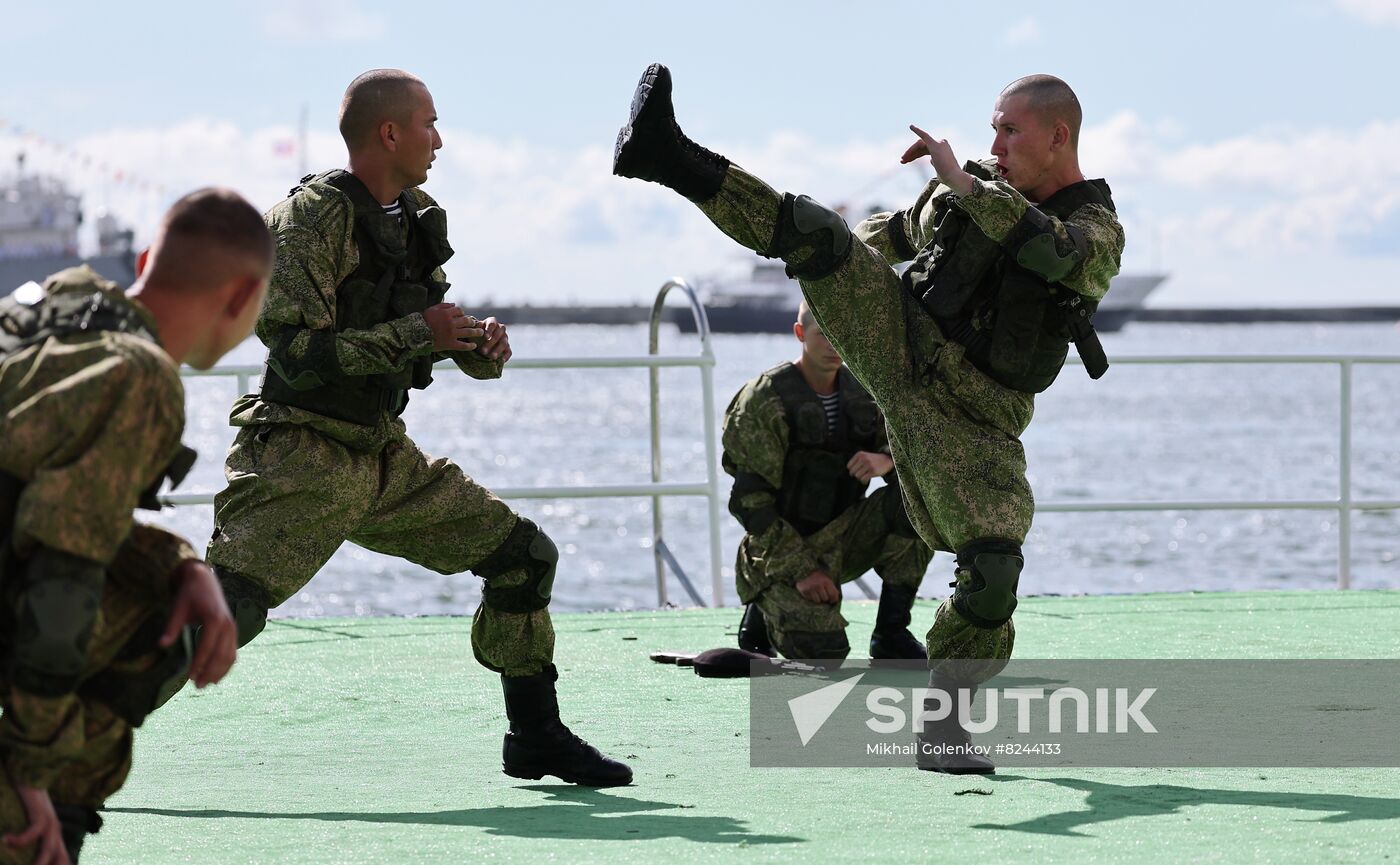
[207,424,553,677]
[1,567,176,862]
[739,484,932,659]
[700,167,1035,672]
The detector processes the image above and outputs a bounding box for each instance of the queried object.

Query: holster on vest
[904,161,1115,394]
[259,170,454,426]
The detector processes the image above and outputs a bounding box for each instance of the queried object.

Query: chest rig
[767,363,882,536]
[260,170,454,426]
[901,162,1114,394]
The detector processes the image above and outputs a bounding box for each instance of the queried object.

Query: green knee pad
[9,546,105,697]
[474,518,558,614]
[764,193,853,280]
[950,538,1023,629]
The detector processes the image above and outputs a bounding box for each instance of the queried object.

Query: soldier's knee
[950,538,1023,628]
[473,518,557,614]
[215,567,269,647]
[777,629,850,660]
[764,192,853,280]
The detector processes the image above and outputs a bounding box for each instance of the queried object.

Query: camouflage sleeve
[259,190,435,383]
[12,344,183,564]
[853,178,944,265]
[1,343,184,789]
[108,522,199,600]
[1,692,84,789]
[721,379,824,582]
[957,177,1125,300]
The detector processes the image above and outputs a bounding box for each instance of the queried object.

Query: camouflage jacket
[856,170,1124,300]
[232,175,505,452]
[722,367,891,584]
[0,266,197,789]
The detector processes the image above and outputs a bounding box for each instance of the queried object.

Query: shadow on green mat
[976,776,1400,836]
[107,785,805,846]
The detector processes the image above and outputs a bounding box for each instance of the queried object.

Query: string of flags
[0,118,173,196]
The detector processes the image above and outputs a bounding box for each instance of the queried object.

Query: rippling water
[153,319,1400,615]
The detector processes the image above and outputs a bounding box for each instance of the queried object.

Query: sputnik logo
[787,673,866,746]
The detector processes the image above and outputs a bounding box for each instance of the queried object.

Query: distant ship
[0,156,136,294]
[678,260,1166,334]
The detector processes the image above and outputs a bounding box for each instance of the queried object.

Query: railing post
[648,289,670,607]
[1339,360,1353,589]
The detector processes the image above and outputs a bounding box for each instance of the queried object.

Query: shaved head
[1001,74,1082,149]
[339,68,428,150]
[145,187,274,292]
[797,300,816,330]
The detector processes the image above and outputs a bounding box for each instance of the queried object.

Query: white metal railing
[171,277,725,607]
[1046,354,1400,589]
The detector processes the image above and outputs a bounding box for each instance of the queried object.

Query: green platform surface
[100,590,1400,864]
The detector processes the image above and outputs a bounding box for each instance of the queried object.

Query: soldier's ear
[224,275,265,320]
[380,119,398,152]
[793,321,805,342]
[136,247,151,277]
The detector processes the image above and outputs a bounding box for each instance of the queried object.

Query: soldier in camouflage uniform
[0,189,270,864]
[205,69,630,787]
[614,65,1124,772]
[725,301,932,661]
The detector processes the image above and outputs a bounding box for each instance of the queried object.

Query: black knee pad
[764,192,853,280]
[474,518,558,614]
[778,629,851,661]
[950,538,1023,629]
[215,567,270,647]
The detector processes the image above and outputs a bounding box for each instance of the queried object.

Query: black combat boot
[613,63,730,202]
[869,584,928,660]
[915,681,996,775]
[737,605,775,657]
[501,665,633,787]
[53,804,102,863]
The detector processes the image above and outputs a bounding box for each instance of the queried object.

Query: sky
[3,0,1398,308]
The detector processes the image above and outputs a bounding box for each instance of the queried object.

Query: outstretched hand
[902,125,975,196]
[161,559,236,688]
[5,785,67,865]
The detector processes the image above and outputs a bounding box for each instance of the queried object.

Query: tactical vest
[768,362,882,536]
[902,161,1117,394]
[260,170,453,426]
[0,282,196,511]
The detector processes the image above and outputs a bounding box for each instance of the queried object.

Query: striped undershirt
[382,199,403,222]
[818,391,840,434]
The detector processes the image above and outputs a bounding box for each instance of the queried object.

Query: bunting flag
[0,120,169,195]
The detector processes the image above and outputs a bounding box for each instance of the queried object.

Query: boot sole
[613,62,671,177]
[504,764,634,787]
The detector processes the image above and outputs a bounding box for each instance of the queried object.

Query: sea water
[156,320,1400,615]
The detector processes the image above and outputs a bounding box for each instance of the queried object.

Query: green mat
[96,591,1400,864]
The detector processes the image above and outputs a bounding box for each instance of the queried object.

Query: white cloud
[5,113,1397,308]
[1003,16,1041,45]
[257,0,386,42]
[1334,0,1400,25]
